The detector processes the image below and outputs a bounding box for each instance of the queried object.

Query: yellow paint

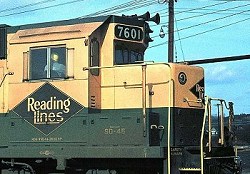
[6,23,97,110]
[99,63,204,109]
[4,16,204,113]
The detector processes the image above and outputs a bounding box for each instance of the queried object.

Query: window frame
[29,45,67,81]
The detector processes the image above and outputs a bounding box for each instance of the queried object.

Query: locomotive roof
[5,15,145,34]
[6,16,110,34]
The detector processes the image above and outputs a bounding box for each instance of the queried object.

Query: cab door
[88,38,101,113]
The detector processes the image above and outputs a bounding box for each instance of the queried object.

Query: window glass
[0,27,7,59]
[123,49,129,64]
[130,51,137,63]
[114,42,144,65]
[90,39,100,76]
[30,46,66,80]
[50,47,66,78]
[115,49,123,65]
[30,48,47,80]
[137,53,143,62]
[90,40,99,67]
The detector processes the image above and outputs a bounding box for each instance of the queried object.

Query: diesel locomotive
[0,12,241,173]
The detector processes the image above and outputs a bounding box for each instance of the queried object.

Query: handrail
[200,96,236,174]
[0,72,14,87]
[200,96,210,174]
[167,78,174,174]
[219,100,225,145]
[83,62,173,71]
[142,65,147,137]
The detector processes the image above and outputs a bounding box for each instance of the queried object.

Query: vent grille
[90,96,96,108]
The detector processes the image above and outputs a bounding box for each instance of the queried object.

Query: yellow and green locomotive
[0,12,241,173]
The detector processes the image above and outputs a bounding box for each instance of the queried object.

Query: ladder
[200,96,237,174]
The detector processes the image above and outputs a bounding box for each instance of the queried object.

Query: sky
[0,0,250,114]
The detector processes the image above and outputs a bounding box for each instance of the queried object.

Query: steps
[179,167,201,173]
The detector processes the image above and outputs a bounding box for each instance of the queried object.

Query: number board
[115,25,143,42]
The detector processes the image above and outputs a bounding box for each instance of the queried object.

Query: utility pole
[168,0,175,63]
[159,0,175,63]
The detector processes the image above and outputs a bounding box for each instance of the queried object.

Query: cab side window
[30,46,66,80]
[0,26,7,59]
[90,38,100,76]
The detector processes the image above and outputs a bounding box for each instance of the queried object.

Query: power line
[156,6,250,20]
[176,10,250,16]
[0,0,156,19]
[80,0,156,18]
[0,0,57,14]
[185,54,250,65]
[174,16,185,62]
[113,1,157,15]
[149,16,250,49]
[80,0,137,17]
[176,7,250,33]
[151,7,167,14]
[176,3,250,23]
[176,1,230,15]
[159,1,230,18]
[177,17,250,41]
[0,0,86,18]
[176,7,250,14]
[150,1,231,27]
[151,4,250,38]
[97,1,157,17]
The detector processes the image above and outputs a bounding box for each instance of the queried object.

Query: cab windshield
[114,41,145,65]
